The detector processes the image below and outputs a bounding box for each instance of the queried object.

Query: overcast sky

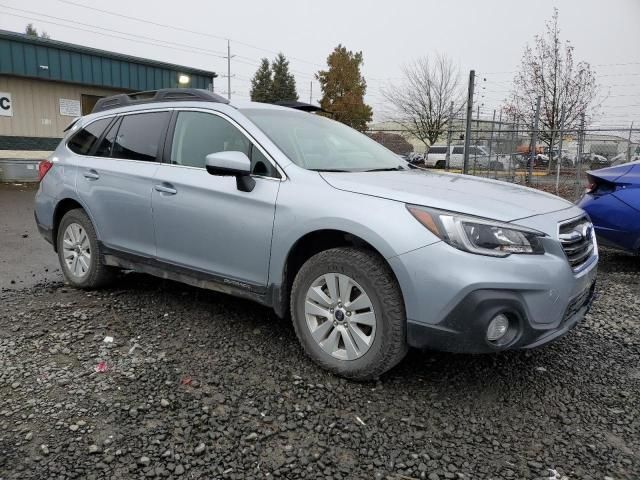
[2,0,639,129]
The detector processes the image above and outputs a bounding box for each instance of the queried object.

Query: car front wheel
[290,247,407,380]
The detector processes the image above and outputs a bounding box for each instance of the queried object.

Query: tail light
[585,174,615,195]
[38,160,53,180]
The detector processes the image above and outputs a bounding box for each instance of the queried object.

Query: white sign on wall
[0,92,12,117]
[59,98,81,117]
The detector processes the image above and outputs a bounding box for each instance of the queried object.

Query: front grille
[558,217,595,270]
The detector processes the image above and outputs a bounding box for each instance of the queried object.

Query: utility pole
[628,121,634,163]
[487,109,496,177]
[527,95,542,185]
[555,106,566,196]
[310,81,313,104]
[445,101,454,170]
[462,70,475,174]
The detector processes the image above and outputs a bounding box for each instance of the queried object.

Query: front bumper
[388,220,598,353]
[406,281,596,353]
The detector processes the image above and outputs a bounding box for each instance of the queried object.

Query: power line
[0,9,228,62]
[56,0,326,69]
[0,4,228,58]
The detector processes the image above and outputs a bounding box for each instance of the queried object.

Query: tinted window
[452,146,464,154]
[170,111,276,176]
[94,118,121,157]
[67,118,110,155]
[428,146,447,154]
[112,112,170,162]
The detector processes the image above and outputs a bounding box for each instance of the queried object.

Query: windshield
[241,108,408,172]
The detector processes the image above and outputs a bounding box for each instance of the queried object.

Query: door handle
[83,170,99,180]
[154,184,177,195]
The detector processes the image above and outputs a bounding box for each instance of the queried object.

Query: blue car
[578,160,640,252]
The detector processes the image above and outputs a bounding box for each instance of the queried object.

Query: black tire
[56,209,115,289]
[290,247,408,380]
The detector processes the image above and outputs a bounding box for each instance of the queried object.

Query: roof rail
[274,100,326,113]
[92,88,229,113]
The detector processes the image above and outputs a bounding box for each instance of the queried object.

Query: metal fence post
[510,120,518,182]
[473,104,480,176]
[445,101,454,170]
[555,106,565,196]
[527,96,542,185]
[487,109,496,178]
[494,110,503,179]
[628,121,634,163]
[575,112,586,200]
[463,70,475,174]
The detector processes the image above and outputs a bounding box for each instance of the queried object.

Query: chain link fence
[368,117,639,202]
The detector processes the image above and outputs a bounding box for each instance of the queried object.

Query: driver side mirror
[205,151,255,192]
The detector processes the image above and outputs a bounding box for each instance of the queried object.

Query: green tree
[250,58,273,103]
[270,53,298,102]
[25,23,50,39]
[316,45,373,131]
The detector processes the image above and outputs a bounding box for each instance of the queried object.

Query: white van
[425,145,492,169]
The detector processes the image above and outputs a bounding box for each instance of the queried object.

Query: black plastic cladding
[91,89,230,113]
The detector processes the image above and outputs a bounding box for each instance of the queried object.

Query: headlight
[407,205,546,257]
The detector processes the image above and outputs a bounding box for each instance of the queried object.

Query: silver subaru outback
[35,89,598,380]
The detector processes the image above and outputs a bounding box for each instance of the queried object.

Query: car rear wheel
[57,209,115,289]
[290,247,407,380]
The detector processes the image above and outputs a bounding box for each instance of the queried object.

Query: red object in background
[180,376,193,386]
[38,160,53,180]
[95,361,108,373]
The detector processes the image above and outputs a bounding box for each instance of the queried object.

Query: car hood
[320,169,574,222]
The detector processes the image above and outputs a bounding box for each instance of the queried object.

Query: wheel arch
[272,228,406,319]
[51,197,95,252]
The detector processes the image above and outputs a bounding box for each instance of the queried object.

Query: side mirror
[205,151,255,192]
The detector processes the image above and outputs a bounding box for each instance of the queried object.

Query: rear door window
[94,118,121,157]
[67,118,111,155]
[112,112,170,162]
[452,146,464,155]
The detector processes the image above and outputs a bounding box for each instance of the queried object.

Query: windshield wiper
[309,168,352,172]
[363,165,407,172]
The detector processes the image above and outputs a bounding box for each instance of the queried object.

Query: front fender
[267,174,440,313]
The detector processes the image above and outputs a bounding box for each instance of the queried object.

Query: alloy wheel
[62,222,91,278]
[304,273,377,361]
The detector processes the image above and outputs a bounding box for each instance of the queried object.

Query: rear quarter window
[67,118,111,155]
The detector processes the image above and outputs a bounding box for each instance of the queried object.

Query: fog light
[487,314,510,341]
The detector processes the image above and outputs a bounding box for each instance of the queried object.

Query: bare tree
[504,9,598,159]
[381,54,463,151]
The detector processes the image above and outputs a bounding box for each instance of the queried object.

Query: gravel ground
[0,248,638,480]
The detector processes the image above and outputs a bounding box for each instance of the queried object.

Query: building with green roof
[0,29,217,152]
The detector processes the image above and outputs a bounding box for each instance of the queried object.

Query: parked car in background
[425,145,496,169]
[35,88,598,380]
[578,160,640,252]
[515,153,549,169]
[576,153,610,169]
[545,148,574,167]
[406,152,425,166]
[609,153,640,167]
